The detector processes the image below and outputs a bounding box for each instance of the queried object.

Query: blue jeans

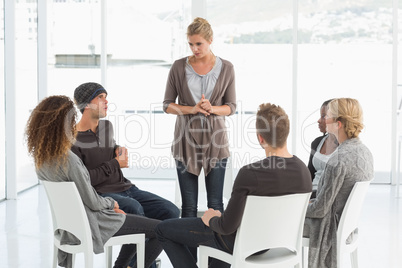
[101,185,180,267]
[101,185,180,220]
[176,158,227,218]
[155,217,232,268]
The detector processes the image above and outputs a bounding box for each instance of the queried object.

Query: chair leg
[198,248,209,268]
[302,247,307,268]
[72,253,75,268]
[105,246,113,268]
[137,241,145,268]
[52,246,58,268]
[84,253,93,268]
[350,249,358,268]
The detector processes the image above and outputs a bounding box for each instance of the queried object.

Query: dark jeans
[155,217,233,268]
[112,214,162,268]
[100,185,180,220]
[176,158,227,218]
[101,185,180,267]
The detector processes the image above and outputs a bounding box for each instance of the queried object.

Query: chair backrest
[337,180,371,246]
[42,180,93,252]
[233,193,311,263]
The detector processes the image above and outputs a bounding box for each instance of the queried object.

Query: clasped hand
[114,201,126,215]
[193,94,213,116]
[115,146,129,168]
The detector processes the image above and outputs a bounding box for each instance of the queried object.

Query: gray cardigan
[36,150,125,268]
[304,138,373,268]
[163,57,236,176]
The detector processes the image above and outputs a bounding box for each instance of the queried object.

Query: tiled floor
[0,180,401,268]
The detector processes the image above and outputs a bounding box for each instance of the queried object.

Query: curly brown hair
[25,95,77,169]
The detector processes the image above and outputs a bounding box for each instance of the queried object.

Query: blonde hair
[328,98,364,139]
[187,17,213,41]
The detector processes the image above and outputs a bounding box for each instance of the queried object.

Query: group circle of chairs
[43,180,370,268]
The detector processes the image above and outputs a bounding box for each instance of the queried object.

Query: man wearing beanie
[71,82,180,268]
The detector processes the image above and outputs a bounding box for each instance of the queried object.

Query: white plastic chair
[42,181,145,268]
[199,193,311,268]
[302,180,371,268]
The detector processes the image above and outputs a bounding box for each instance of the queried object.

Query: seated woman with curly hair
[303,98,373,268]
[25,95,162,268]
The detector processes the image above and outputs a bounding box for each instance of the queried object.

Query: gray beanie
[74,82,107,114]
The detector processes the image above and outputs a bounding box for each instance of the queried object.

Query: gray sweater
[304,138,373,268]
[37,150,125,267]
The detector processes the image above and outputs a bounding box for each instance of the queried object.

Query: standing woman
[163,17,236,218]
[25,96,162,268]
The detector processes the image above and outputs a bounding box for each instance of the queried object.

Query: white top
[312,135,337,187]
[185,56,223,103]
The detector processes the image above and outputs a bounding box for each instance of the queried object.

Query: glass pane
[298,0,393,183]
[0,0,5,200]
[397,0,402,181]
[208,0,293,169]
[16,0,38,191]
[106,0,190,179]
[48,0,101,99]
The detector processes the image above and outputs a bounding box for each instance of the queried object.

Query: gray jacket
[304,138,373,268]
[36,150,125,267]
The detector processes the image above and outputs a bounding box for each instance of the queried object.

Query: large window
[47,0,101,98]
[397,0,402,182]
[298,0,394,183]
[44,0,400,185]
[46,0,190,180]
[106,0,190,179]
[22,0,400,194]
[15,0,38,191]
[208,0,294,170]
[0,0,5,200]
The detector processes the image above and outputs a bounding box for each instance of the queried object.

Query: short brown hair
[187,17,213,41]
[256,103,290,148]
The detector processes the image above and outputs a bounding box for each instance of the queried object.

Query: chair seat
[104,234,145,247]
[246,248,298,265]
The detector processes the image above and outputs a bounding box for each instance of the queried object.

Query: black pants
[112,214,162,268]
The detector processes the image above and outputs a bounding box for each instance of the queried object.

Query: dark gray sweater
[209,155,312,247]
[71,120,133,194]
